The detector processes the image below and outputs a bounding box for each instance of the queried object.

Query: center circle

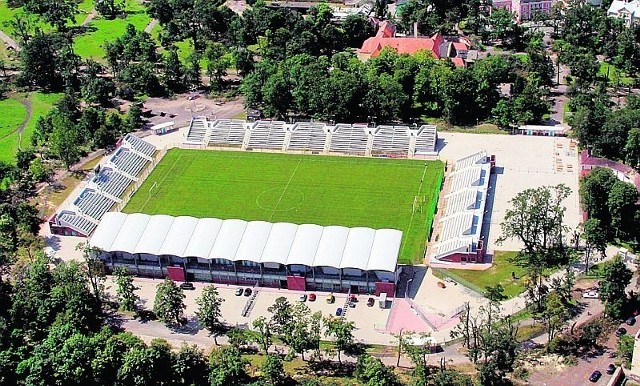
[256,188,305,212]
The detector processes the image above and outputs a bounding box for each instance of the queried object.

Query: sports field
[124,150,444,264]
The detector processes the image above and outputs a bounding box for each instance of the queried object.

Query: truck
[378,293,387,309]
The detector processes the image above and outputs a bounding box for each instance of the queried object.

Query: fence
[425,167,445,238]
[430,267,485,298]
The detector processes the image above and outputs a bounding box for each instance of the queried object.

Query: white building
[608,0,640,26]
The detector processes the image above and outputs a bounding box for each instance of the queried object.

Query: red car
[308,293,316,302]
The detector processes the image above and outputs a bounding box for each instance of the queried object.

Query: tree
[579,167,618,230]
[205,43,230,92]
[607,181,639,239]
[23,0,77,30]
[618,334,634,366]
[540,291,571,342]
[355,354,399,386]
[498,184,571,312]
[195,285,225,344]
[582,218,607,273]
[163,46,185,93]
[599,256,632,319]
[47,113,82,169]
[114,267,139,312]
[95,0,124,19]
[323,317,357,364]
[252,316,273,354]
[153,279,186,326]
[624,127,640,170]
[484,285,507,303]
[125,104,143,133]
[209,346,247,386]
[173,344,208,386]
[261,354,286,386]
[267,296,293,337]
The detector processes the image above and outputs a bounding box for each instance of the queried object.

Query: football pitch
[124,149,444,264]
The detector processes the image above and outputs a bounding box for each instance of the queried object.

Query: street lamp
[405,278,413,298]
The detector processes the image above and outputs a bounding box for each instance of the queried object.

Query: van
[326,293,335,304]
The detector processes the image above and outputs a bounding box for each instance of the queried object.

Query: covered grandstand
[183,118,438,158]
[90,212,402,295]
[431,151,495,263]
[49,134,157,237]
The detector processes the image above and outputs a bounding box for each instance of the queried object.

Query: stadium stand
[207,119,247,147]
[247,120,287,150]
[414,125,438,155]
[49,135,157,238]
[108,147,150,178]
[73,189,117,222]
[329,124,369,156]
[123,133,156,158]
[371,125,411,157]
[91,168,134,199]
[444,189,479,215]
[91,212,402,295]
[181,118,440,159]
[287,122,328,152]
[185,116,208,144]
[432,151,493,263]
[56,211,98,236]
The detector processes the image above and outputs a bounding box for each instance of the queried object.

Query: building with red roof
[357,21,470,67]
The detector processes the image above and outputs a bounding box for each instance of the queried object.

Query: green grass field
[0,92,61,163]
[434,251,526,298]
[124,150,444,264]
[73,0,151,60]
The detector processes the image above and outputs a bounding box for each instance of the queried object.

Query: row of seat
[123,133,156,158]
[52,135,157,237]
[433,151,491,260]
[182,118,438,156]
[91,168,134,198]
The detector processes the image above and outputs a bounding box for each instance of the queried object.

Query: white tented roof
[90,212,402,272]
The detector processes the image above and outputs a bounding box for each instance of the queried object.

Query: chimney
[413,22,418,37]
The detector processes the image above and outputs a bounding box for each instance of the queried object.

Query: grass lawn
[434,251,527,298]
[124,150,444,264]
[0,98,26,138]
[599,61,633,86]
[20,92,63,148]
[0,92,61,163]
[73,0,151,60]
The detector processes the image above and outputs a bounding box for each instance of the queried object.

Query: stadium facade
[90,212,402,296]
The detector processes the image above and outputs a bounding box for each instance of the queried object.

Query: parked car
[179,282,195,290]
[367,297,375,307]
[606,364,616,375]
[335,308,343,316]
[349,294,357,302]
[616,327,627,337]
[589,370,602,382]
[326,294,335,304]
[626,317,636,326]
[298,294,307,302]
[308,293,316,302]
[235,288,243,296]
[244,288,252,297]
[349,301,356,308]
[582,291,599,299]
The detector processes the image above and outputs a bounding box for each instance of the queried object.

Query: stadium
[49,118,492,296]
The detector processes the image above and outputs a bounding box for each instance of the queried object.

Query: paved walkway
[144,19,159,33]
[0,30,19,51]
[81,9,98,26]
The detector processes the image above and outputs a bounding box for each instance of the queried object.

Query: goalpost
[148,181,158,197]
[412,195,426,213]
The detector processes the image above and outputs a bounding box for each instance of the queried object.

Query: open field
[598,61,633,86]
[0,92,61,163]
[73,0,151,60]
[124,149,444,264]
[433,251,526,298]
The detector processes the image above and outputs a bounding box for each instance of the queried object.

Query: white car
[582,291,599,299]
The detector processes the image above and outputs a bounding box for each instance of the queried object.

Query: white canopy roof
[91,212,402,272]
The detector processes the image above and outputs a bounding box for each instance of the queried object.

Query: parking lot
[106,277,395,345]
